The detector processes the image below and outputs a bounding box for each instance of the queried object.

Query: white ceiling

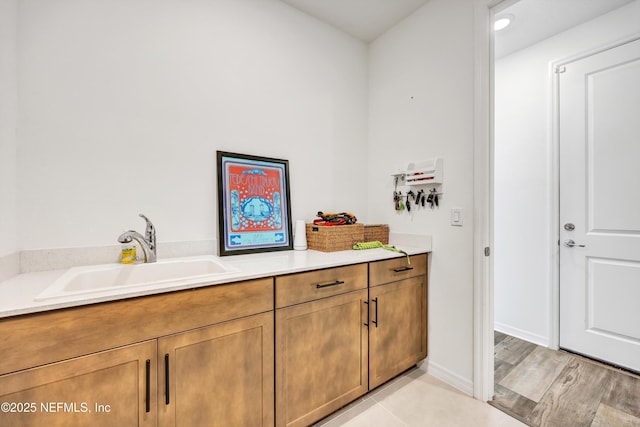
[280,0,430,42]
[494,0,635,58]
[280,0,634,54]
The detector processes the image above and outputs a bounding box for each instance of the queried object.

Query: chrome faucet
[118,214,157,263]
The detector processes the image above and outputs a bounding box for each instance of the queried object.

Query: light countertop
[0,245,429,319]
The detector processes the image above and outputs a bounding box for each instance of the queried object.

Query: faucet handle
[138,214,155,249]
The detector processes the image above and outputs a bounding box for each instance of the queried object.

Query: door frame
[472,0,502,402]
[473,0,536,402]
[550,32,640,352]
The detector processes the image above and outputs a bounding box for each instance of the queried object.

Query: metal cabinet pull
[393,266,413,273]
[316,280,345,289]
[145,359,151,413]
[372,297,378,328]
[164,354,170,405]
[364,300,370,327]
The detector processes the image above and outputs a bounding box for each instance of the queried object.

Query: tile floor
[310,333,640,426]
[491,332,640,427]
[313,368,525,427]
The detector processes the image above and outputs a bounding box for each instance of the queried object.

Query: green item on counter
[353,241,411,265]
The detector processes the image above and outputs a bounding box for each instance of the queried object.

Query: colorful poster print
[217,152,292,255]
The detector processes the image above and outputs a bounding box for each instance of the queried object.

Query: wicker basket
[306,223,365,252]
[364,224,389,244]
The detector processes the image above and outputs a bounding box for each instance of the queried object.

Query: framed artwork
[216,151,293,256]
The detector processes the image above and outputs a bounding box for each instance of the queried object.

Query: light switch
[451,208,463,226]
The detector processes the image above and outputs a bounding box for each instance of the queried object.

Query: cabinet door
[0,340,156,427]
[369,276,427,389]
[276,289,369,427]
[158,311,274,427]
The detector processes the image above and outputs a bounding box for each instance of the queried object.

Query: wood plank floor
[490,332,640,427]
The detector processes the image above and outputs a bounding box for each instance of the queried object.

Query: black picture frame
[216,151,293,256]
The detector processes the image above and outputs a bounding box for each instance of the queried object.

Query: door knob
[563,239,585,248]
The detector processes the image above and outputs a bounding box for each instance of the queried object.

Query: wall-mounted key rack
[391,158,443,212]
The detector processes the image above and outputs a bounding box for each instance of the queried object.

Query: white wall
[0,0,18,257]
[16,0,368,249]
[494,0,640,345]
[10,0,482,394]
[368,0,475,392]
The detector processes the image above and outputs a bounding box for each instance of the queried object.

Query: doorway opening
[491,0,640,414]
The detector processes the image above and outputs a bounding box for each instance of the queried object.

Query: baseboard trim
[422,359,474,396]
[495,322,549,347]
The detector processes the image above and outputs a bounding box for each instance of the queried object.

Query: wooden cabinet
[368,254,428,389]
[0,278,273,377]
[275,265,368,427]
[158,311,274,427]
[0,341,157,427]
[0,253,428,427]
[275,256,428,426]
[0,278,274,427]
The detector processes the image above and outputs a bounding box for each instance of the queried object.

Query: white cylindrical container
[293,220,307,250]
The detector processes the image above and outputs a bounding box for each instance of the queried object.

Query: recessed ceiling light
[494,15,514,31]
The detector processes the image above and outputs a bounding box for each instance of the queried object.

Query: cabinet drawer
[276,264,367,308]
[369,253,427,287]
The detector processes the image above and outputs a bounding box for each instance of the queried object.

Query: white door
[559,37,640,373]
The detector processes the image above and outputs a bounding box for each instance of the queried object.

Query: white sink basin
[36,256,241,300]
